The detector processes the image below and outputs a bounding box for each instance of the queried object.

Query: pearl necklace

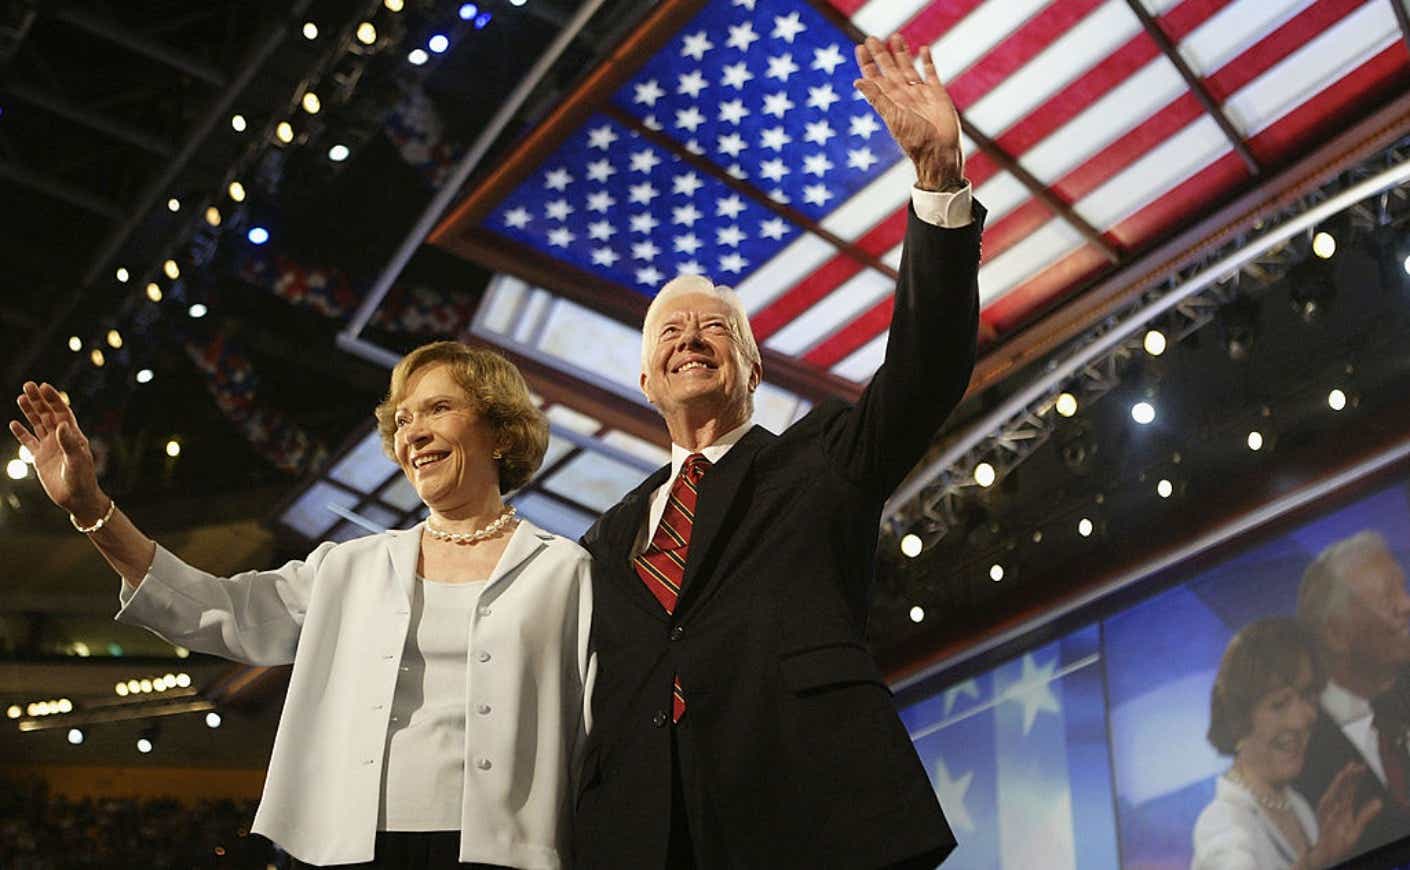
[1227,767,1291,813]
[425,506,517,544]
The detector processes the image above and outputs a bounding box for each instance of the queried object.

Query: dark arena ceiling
[2,0,1410,765]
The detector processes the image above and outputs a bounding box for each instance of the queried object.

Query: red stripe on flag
[806,297,894,367]
[899,0,988,47]
[1051,93,1204,202]
[979,199,1055,262]
[982,245,1111,333]
[948,0,1108,110]
[829,0,870,16]
[1106,152,1249,249]
[1204,0,1367,101]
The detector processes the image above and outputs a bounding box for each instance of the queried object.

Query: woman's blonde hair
[374,341,548,493]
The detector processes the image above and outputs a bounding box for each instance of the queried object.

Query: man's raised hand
[854,34,964,191]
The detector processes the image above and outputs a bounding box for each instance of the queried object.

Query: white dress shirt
[1191,774,1317,870]
[1322,679,1388,785]
[637,182,975,552]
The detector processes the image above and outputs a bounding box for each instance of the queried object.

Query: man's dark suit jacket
[1296,710,1410,858]
[576,202,984,869]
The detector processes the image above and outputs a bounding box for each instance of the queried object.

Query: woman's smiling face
[392,363,501,509]
[1237,655,1320,787]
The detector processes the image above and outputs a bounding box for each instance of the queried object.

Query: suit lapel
[601,466,673,623]
[386,523,423,605]
[677,425,772,610]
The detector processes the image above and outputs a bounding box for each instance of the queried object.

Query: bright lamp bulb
[1312,231,1335,259]
[900,534,922,558]
[1131,401,1155,425]
[1143,329,1166,356]
[973,462,996,488]
[908,606,925,624]
[1054,392,1077,418]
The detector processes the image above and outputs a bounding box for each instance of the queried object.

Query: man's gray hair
[1298,530,1392,633]
[639,274,762,373]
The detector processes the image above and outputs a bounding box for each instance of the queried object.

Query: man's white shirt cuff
[911,182,974,228]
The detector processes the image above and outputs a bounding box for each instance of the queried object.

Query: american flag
[481,0,1409,387]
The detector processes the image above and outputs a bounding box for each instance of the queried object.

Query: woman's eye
[395,418,408,428]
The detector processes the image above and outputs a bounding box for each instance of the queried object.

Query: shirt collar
[669,419,753,480]
[1322,678,1374,726]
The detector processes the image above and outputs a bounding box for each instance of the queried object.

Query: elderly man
[1296,530,1410,854]
[574,35,981,869]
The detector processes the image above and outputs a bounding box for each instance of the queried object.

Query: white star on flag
[726,163,748,179]
[675,106,707,132]
[807,83,840,112]
[586,125,618,150]
[717,132,747,158]
[730,0,755,9]
[804,119,835,145]
[643,114,662,131]
[545,199,574,220]
[629,212,659,234]
[633,80,664,106]
[718,99,750,125]
[720,61,753,90]
[629,149,661,173]
[771,12,806,43]
[587,220,616,241]
[762,91,795,119]
[591,247,620,266]
[802,183,832,205]
[719,252,748,273]
[586,190,616,213]
[759,158,789,182]
[725,22,758,52]
[760,126,792,151]
[503,207,531,229]
[673,203,703,226]
[812,44,846,75]
[1004,654,1062,736]
[942,679,981,716]
[680,31,713,62]
[677,69,708,98]
[674,233,703,254]
[547,227,575,247]
[585,159,615,183]
[628,182,660,205]
[933,757,975,833]
[766,53,799,82]
[673,173,704,196]
[632,240,660,261]
[803,153,833,177]
[544,167,573,191]
[716,194,745,218]
[759,217,788,240]
[716,225,746,247]
[768,188,790,204]
[678,260,705,275]
[685,139,705,155]
[847,147,878,171]
[636,265,664,286]
[849,113,881,139]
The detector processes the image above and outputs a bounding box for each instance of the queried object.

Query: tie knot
[683,453,711,481]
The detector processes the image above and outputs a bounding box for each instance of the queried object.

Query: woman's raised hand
[1305,763,1381,868]
[9,381,104,519]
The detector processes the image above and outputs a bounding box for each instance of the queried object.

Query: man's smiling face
[640,290,760,424]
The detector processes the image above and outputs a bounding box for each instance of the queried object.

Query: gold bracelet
[70,498,116,534]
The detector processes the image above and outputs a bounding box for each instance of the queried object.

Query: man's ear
[749,360,762,393]
[639,370,656,406]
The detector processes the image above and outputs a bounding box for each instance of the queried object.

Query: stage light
[1403,254,1410,276]
[90,349,105,368]
[302,21,318,40]
[205,206,221,227]
[1055,392,1077,418]
[230,114,247,132]
[206,712,222,729]
[247,226,270,245]
[275,121,294,144]
[167,197,180,213]
[1131,401,1155,425]
[429,34,450,53]
[106,329,122,349]
[5,705,19,719]
[18,445,32,463]
[384,0,405,10]
[1312,230,1335,259]
[356,22,377,45]
[1157,479,1173,499]
[228,180,246,202]
[1328,388,1347,411]
[174,646,189,659]
[115,682,129,697]
[140,679,153,693]
[115,267,129,283]
[137,737,153,754]
[1078,518,1094,538]
[474,11,492,28]
[1142,329,1166,357]
[188,303,207,318]
[989,564,1004,582]
[136,369,153,384]
[57,698,72,713]
[67,728,84,745]
[408,49,429,66]
[163,259,180,280]
[900,533,922,558]
[26,703,39,716]
[909,606,925,624]
[68,336,82,352]
[165,440,181,458]
[146,283,162,302]
[126,680,140,693]
[301,92,321,114]
[510,0,526,6]
[458,3,479,19]
[328,144,350,162]
[176,673,191,688]
[1247,431,1264,451]
[973,461,996,488]
[6,459,27,480]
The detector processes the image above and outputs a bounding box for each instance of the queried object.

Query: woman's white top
[1191,774,1317,870]
[114,520,594,869]
[380,577,486,831]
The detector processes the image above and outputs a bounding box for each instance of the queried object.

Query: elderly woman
[1194,618,1378,869]
[9,341,594,870]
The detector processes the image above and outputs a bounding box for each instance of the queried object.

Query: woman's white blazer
[115,520,594,869]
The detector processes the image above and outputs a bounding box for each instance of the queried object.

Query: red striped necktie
[634,452,711,723]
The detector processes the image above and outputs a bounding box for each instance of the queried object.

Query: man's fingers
[920,46,939,84]
[38,382,75,427]
[890,33,919,80]
[56,421,80,453]
[8,419,38,451]
[16,393,49,439]
[866,36,904,81]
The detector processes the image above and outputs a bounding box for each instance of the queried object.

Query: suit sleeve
[114,541,336,666]
[819,200,984,497]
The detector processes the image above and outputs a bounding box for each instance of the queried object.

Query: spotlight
[230,114,247,132]
[5,459,27,480]
[126,680,140,693]
[176,673,191,688]
[1078,517,1094,538]
[1131,401,1155,425]
[136,369,154,384]
[989,564,1004,582]
[115,267,129,283]
[247,226,270,245]
[5,705,19,719]
[206,712,222,729]
[1142,329,1167,357]
[510,0,526,6]
[106,329,122,349]
[57,699,71,713]
[384,0,405,10]
[90,349,105,368]
[165,440,181,458]
[1328,388,1347,411]
[163,259,180,280]
[428,34,450,53]
[1054,392,1078,418]
[474,11,492,28]
[68,336,82,352]
[356,22,377,45]
[1157,479,1173,499]
[228,181,246,202]
[115,682,129,697]
[1247,431,1264,451]
[328,144,350,162]
[275,121,294,144]
[408,49,429,65]
[973,462,996,488]
[137,736,153,754]
[167,197,180,213]
[458,3,479,19]
[301,92,321,114]
[67,728,84,745]
[908,606,925,624]
[900,533,922,558]
[146,283,163,302]
[17,445,32,463]
[188,303,207,319]
[302,22,318,40]
[139,679,153,693]
[1312,230,1335,259]
[205,206,221,227]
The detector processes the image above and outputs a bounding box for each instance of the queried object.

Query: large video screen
[901,477,1410,869]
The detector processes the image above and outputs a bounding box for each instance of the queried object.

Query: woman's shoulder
[1192,782,1263,866]
[519,520,591,565]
